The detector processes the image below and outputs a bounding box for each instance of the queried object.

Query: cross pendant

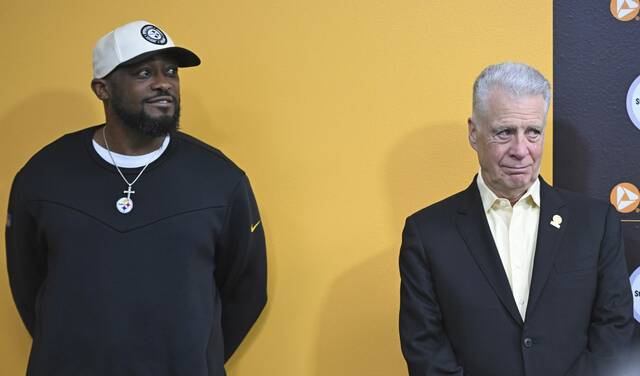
[124,185,135,199]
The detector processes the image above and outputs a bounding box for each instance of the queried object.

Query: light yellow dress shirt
[476,171,541,320]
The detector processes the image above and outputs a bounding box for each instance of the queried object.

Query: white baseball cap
[92,20,200,78]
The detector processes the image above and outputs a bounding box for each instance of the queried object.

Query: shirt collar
[476,169,541,212]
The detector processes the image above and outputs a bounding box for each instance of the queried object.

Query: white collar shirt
[476,170,541,320]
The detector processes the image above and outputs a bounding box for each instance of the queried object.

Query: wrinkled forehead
[488,88,546,109]
[487,86,545,103]
[483,90,548,123]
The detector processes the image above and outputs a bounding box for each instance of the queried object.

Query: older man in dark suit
[399,62,633,376]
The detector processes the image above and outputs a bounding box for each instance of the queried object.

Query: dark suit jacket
[399,177,633,376]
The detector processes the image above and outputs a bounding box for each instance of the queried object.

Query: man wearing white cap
[6,20,267,375]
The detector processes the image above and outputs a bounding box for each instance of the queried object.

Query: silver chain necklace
[102,126,162,214]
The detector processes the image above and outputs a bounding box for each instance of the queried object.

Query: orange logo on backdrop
[610,182,640,213]
[611,0,640,21]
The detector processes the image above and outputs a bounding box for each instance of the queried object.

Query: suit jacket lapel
[455,178,524,326]
[526,178,568,316]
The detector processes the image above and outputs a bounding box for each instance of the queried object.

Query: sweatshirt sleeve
[214,173,267,361]
[5,170,47,337]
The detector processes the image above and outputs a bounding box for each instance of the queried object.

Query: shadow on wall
[0,91,97,373]
[0,91,97,187]
[183,89,277,370]
[313,249,405,376]
[552,117,591,191]
[313,123,475,376]
[177,89,230,151]
[385,123,476,225]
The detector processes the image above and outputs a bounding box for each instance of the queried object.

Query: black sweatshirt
[6,126,267,376]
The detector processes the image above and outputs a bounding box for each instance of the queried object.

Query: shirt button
[523,337,533,348]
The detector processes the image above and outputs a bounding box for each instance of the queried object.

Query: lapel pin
[550,214,562,229]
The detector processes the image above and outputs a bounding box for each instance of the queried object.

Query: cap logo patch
[140,24,167,45]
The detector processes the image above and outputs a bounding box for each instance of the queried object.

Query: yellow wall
[0,1,551,375]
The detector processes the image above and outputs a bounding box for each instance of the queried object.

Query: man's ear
[468,118,478,151]
[91,79,110,101]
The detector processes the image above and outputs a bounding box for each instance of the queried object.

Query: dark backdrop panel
[554,0,640,350]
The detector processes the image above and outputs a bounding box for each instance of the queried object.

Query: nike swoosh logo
[251,219,261,233]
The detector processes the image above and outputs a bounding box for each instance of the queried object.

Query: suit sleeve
[565,205,634,376]
[5,170,47,337]
[214,173,267,362]
[399,217,465,376]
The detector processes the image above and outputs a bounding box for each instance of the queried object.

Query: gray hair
[472,62,551,122]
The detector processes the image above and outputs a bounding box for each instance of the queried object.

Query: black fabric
[6,125,267,376]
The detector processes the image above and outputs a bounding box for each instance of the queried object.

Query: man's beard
[111,95,180,137]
